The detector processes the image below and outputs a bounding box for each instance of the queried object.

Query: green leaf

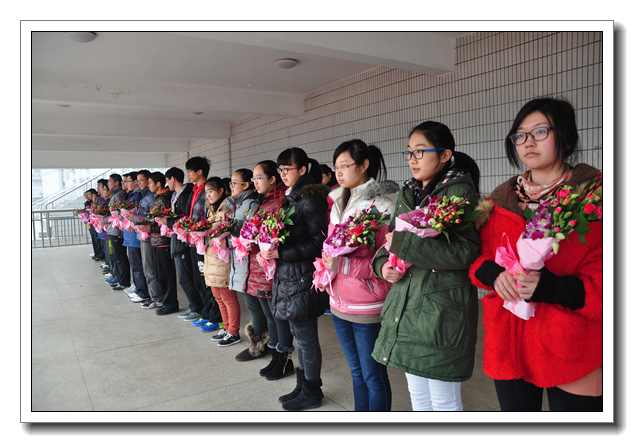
[524,205,536,221]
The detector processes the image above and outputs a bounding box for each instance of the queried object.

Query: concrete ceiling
[31,31,471,169]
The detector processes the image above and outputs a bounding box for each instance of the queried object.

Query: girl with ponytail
[259,147,331,410]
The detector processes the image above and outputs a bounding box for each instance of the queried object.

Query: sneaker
[100,264,109,269]
[217,334,241,347]
[183,314,201,322]
[210,329,227,341]
[127,292,137,298]
[141,300,163,309]
[124,285,136,295]
[324,310,332,316]
[155,306,179,316]
[106,278,118,285]
[199,322,220,333]
[111,283,128,291]
[130,295,147,303]
[191,318,209,327]
[177,309,192,318]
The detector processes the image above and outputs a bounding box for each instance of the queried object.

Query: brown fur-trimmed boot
[235,322,270,362]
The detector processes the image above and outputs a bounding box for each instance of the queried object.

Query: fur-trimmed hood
[296,183,332,200]
[330,178,399,225]
[476,163,601,229]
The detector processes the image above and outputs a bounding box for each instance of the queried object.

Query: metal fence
[31,210,92,248]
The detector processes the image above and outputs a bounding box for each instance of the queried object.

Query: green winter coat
[371,173,481,382]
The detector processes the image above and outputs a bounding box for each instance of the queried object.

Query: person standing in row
[148,172,179,315]
[248,161,294,380]
[261,147,330,411]
[165,167,197,319]
[469,97,603,412]
[203,177,242,347]
[371,121,482,411]
[318,139,398,411]
[185,157,223,330]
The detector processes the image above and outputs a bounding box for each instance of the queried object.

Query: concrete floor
[30,244,504,415]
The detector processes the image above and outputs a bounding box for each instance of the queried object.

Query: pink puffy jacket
[325,179,398,316]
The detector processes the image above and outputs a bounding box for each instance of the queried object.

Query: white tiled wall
[172,31,603,195]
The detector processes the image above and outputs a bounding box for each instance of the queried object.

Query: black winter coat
[271,174,330,322]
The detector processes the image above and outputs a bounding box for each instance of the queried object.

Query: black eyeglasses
[402,148,445,160]
[509,127,553,146]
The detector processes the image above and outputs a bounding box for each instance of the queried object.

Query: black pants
[89,225,104,259]
[110,235,131,287]
[152,246,178,309]
[188,247,221,322]
[259,297,294,353]
[494,378,603,412]
[176,252,197,312]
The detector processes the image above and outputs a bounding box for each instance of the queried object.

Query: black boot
[259,348,279,377]
[281,375,323,411]
[278,368,304,403]
[265,351,295,381]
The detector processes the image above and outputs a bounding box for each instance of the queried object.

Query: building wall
[170,31,603,195]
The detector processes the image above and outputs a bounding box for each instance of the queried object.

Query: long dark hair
[409,121,480,194]
[277,147,321,184]
[333,139,387,182]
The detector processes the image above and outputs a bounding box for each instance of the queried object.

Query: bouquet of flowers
[209,214,237,263]
[313,205,389,291]
[233,207,266,264]
[74,208,90,224]
[116,200,139,231]
[90,202,111,233]
[258,203,295,281]
[134,219,152,241]
[184,218,212,255]
[495,171,603,320]
[172,216,195,244]
[145,207,178,237]
[388,195,479,273]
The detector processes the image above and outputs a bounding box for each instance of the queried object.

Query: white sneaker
[127,292,138,298]
[104,273,113,279]
[130,295,144,303]
[124,285,136,295]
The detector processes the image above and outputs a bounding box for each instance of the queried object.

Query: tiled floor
[30,244,503,415]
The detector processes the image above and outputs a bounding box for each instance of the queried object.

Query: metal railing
[31,209,92,248]
[32,169,113,211]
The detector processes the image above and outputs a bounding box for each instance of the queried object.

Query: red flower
[556,189,570,199]
[583,203,597,214]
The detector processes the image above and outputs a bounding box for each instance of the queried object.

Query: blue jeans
[332,315,392,411]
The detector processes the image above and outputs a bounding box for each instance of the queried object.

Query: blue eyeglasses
[402,148,445,160]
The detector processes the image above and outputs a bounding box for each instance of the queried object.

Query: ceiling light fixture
[275,58,298,69]
[191,112,203,115]
[65,32,97,43]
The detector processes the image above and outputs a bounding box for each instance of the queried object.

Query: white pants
[405,373,463,411]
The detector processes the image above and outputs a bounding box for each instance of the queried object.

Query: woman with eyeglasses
[259,147,331,411]
[317,139,399,411]
[244,161,295,380]
[469,98,603,412]
[371,121,481,411]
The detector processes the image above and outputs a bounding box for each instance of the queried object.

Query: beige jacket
[203,200,232,288]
